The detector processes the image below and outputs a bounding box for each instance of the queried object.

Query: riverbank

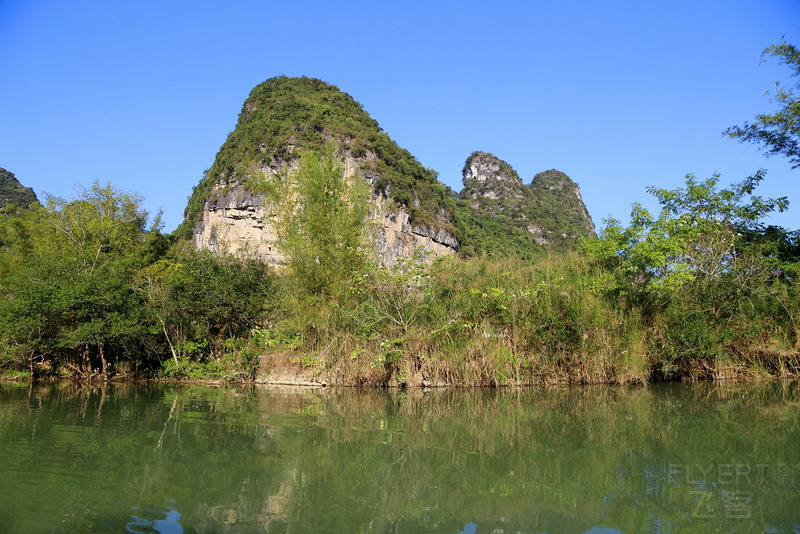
[4,350,798,387]
[2,239,799,387]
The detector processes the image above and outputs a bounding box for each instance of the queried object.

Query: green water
[0,381,798,533]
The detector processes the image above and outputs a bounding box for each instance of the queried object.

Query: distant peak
[461,151,522,189]
[530,169,576,190]
[0,167,38,209]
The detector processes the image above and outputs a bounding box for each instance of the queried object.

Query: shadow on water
[0,380,798,533]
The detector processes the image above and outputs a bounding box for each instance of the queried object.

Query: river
[0,381,798,533]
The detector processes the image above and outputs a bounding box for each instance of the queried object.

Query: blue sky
[1,0,799,232]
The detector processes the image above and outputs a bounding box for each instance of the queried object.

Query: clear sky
[1,0,799,233]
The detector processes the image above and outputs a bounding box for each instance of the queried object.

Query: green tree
[0,181,165,379]
[582,173,793,375]
[0,202,47,280]
[725,41,800,168]
[135,246,274,364]
[274,148,372,296]
[581,172,788,303]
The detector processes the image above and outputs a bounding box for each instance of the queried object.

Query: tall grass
[254,251,798,386]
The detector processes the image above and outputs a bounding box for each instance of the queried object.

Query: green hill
[178,77,595,261]
[0,168,38,209]
[458,152,595,257]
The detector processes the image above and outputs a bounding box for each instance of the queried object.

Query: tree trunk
[99,341,109,382]
[161,318,179,366]
[82,346,91,378]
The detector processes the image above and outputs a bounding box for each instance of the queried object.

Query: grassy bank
[245,253,799,387]
[6,250,797,387]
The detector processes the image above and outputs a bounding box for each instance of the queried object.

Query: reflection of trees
[0,381,797,532]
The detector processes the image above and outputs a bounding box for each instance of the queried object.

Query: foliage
[526,170,596,246]
[0,202,47,280]
[725,41,800,168]
[581,172,788,301]
[453,201,543,260]
[0,167,38,209]
[581,172,796,377]
[157,343,259,381]
[0,182,165,378]
[273,148,372,296]
[135,246,274,362]
[252,167,798,386]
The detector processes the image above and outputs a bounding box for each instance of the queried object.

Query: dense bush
[0,184,274,380]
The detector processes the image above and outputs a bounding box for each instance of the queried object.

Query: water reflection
[0,381,798,533]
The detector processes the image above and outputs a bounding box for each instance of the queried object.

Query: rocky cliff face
[461,151,525,204]
[461,151,526,217]
[191,180,281,261]
[191,151,459,265]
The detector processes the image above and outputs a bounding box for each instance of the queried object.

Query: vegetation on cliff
[458,152,596,256]
[271,148,372,296]
[177,76,455,240]
[528,169,596,242]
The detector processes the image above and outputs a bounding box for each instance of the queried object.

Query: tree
[134,246,274,365]
[0,181,165,379]
[581,172,788,303]
[274,148,372,296]
[725,41,800,168]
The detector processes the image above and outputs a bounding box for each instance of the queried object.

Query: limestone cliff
[191,153,458,264]
[461,151,525,217]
